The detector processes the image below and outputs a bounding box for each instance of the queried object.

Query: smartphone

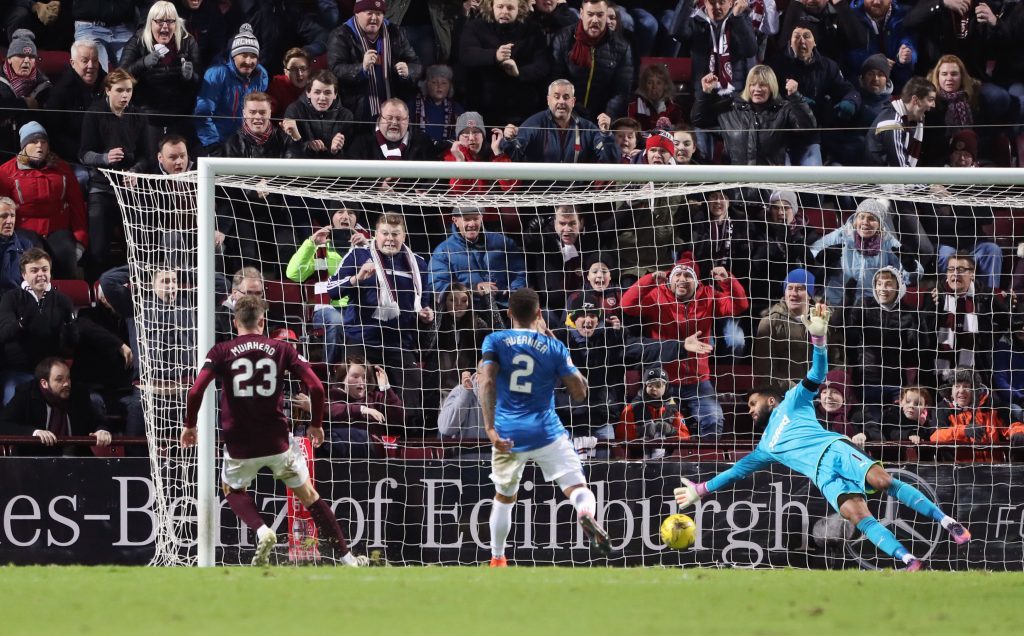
[331,228,352,246]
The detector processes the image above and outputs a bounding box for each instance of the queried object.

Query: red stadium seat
[639,56,692,85]
[263,279,305,322]
[37,50,71,77]
[52,279,92,309]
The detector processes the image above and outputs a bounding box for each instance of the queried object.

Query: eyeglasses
[381,115,409,123]
[947,266,974,274]
[153,19,176,26]
[286,65,309,73]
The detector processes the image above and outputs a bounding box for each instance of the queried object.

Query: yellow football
[660,513,697,550]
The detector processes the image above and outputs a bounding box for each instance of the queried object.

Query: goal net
[106,160,1024,570]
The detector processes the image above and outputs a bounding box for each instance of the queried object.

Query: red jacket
[622,271,749,384]
[0,155,88,246]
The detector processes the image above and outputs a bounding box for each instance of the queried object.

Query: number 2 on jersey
[231,358,277,397]
[509,354,534,394]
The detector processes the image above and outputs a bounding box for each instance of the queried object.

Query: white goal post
[106,158,1024,568]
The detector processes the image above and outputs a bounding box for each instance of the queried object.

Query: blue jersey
[481,329,578,451]
[706,345,844,492]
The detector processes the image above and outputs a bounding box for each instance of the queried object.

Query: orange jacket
[617,401,691,441]
[930,392,1005,444]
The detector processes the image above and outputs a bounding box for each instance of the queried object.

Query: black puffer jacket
[691,92,816,165]
[0,286,78,373]
[118,29,202,117]
[44,66,106,161]
[327,21,422,120]
[220,127,291,160]
[458,18,552,125]
[282,95,356,159]
[551,24,633,119]
[769,48,860,144]
[845,267,924,388]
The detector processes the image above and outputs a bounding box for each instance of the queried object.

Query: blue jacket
[326,246,430,349]
[845,0,917,92]
[194,59,270,147]
[810,212,907,306]
[500,110,620,164]
[428,228,527,299]
[0,231,35,293]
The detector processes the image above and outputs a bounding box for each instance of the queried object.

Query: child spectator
[815,369,857,440]
[617,366,690,460]
[409,64,465,145]
[611,117,642,163]
[932,368,1007,461]
[671,127,700,165]
[853,385,933,462]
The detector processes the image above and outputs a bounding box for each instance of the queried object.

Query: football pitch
[3,566,1019,635]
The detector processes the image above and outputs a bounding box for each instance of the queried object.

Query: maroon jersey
[203,334,306,459]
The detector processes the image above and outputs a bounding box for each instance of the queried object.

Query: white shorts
[221,436,309,491]
[490,435,587,497]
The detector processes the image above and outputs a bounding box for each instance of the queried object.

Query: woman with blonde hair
[691,64,815,165]
[118,1,201,139]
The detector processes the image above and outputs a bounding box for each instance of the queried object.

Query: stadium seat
[263,279,305,322]
[638,56,692,85]
[991,133,1012,168]
[52,279,92,309]
[38,50,71,77]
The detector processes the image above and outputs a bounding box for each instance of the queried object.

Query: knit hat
[455,111,485,136]
[354,0,387,13]
[793,15,821,40]
[768,190,799,215]
[644,367,669,384]
[644,130,676,155]
[783,268,816,297]
[860,53,891,80]
[426,64,453,82]
[230,23,260,58]
[18,121,47,148]
[855,197,889,223]
[949,129,979,161]
[7,29,37,59]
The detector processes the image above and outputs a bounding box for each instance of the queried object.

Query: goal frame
[194,157,1024,567]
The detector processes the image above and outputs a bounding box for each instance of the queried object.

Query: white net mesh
[106,162,1024,569]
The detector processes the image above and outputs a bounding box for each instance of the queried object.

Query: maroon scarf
[375,129,407,159]
[568,21,604,69]
[3,59,38,97]
[241,120,272,146]
[854,233,882,256]
[940,89,973,128]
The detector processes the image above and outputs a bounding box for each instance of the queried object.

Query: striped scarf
[347,17,393,117]
[241,120,272,146]
[936,282,978,371]
[3,59,38,97]
[412,93,456,140]
[891,99,924,167]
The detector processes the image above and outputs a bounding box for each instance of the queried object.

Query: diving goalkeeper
[675,303,970,571]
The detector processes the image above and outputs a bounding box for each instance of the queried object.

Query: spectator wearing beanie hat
[327,0,423,122]
[408,64,465,144]
[193,23,269,150]
[642,130,676,165]
[443,110,517,201]
[829,53,898,167]
[0,29,51,155]
[0,121,88,279]
[753,267,844,390]
[747,190,820,317]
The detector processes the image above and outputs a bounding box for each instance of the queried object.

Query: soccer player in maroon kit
[180,296,363,566]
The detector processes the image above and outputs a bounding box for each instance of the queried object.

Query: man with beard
[0,122,87,279]
[500,79,619,163]
[0,357,111,456]
[551,0,633,119]
[675,303,972,571]
[348,98,439,161]
[328,0,422,122]
[829,53,896,166]
[194,23,269,151]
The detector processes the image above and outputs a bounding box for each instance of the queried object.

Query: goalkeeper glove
[673,478,708,510]
[799,303,831,347]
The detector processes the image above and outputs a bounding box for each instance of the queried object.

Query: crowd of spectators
[1,0,1024,459]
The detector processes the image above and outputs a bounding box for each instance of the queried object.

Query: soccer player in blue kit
[480,288,611,566]
[675,304,971,570]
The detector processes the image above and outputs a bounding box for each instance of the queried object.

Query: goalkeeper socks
[569,487,597,518]
[856,516,909,561]
[226,491,266,532]
[307,498,350,555]
[887,479,945,523]
[489,499,514,558]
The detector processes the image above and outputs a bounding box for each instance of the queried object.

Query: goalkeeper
[675,303,971,571]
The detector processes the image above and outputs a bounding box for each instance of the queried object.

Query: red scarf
[241,120,272,146]
[3,59,38,97]
[568,21,604,69]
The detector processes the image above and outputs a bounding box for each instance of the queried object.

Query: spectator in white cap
[0,29,51,155]
[193,23,269,151]
[327,0,423,121]
[408,64,465,144]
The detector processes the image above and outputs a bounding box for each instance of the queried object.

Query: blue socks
[887,479,946,523]
[856,516,909,560]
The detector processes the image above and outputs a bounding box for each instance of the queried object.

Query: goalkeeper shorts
[815,439,881,512]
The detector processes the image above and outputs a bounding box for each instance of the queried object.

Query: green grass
[1,566,1019,635]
